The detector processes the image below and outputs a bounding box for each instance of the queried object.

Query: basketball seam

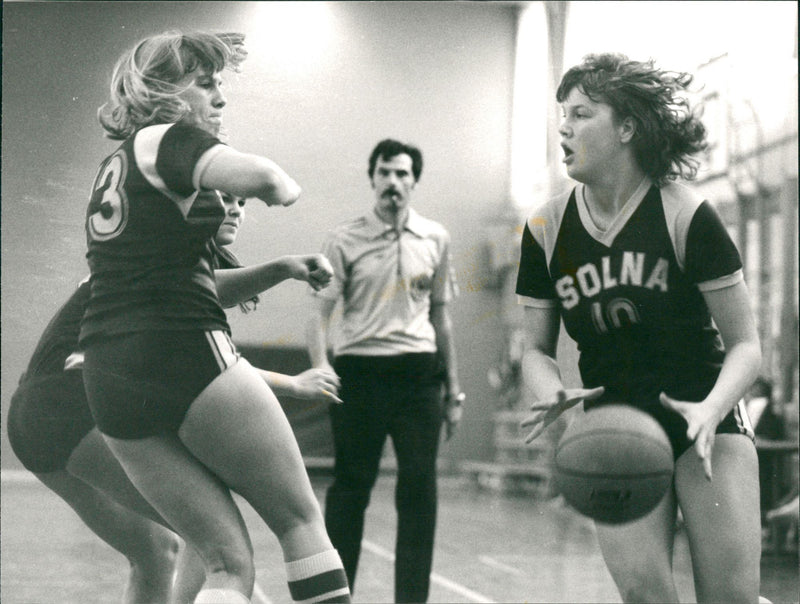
[553,466,673,479]
[557,429,673,457]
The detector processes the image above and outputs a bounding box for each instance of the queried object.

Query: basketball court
[1,3,797,603]
[2,469,797,603]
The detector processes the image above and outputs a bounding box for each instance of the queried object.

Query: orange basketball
[554,404,674,524]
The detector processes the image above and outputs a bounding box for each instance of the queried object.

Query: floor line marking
[361,539,497,603]
[478,554,527,577]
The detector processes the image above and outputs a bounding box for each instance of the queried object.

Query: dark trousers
[327,353,443,603]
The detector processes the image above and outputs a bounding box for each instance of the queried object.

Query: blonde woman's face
[178,69,226,136]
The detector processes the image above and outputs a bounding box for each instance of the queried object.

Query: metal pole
[544,0,568,197]
[778,176,799,405]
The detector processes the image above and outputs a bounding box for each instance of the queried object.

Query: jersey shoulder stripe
[660,181,743,290]
[514,188,572,307]
[659,181,705,272]
[525,187,573,268]
[134,124,178,199]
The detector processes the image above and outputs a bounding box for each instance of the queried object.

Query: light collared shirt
[314,207,457,357]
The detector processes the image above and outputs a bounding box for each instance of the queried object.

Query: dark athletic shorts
[7,370,95,473]
[585,398,754,460]
[83,330,239,439]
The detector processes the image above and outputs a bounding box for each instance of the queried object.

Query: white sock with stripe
[194,587,250,603]
[285,549,351,603]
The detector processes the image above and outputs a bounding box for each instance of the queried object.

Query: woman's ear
[619,116,636,144]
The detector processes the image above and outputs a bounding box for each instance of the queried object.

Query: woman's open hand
[521,387,605,443]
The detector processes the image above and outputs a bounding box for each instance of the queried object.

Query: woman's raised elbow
[257,174,301,207]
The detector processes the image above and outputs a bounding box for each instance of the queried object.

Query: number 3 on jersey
[87,151,129,241]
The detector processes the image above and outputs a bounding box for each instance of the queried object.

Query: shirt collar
[365,207,429,239]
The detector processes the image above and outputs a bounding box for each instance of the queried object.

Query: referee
[306,138,464,602]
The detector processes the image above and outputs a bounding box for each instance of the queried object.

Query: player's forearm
[522,348,565,403]
[249,156,302,205]
[215,260,293,307]
[201,149,301,206]
[703,340,762,418]
[306,314,332,369]
[255,367,298,398]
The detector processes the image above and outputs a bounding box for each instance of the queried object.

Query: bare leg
[103,432,255,598]
[173,544,208,604]
[105,359,349,603]
[68,428,207,602]
[36,469,179,604]
[178,359,350,602]
[68,428,173,524]
[594,486,680,603]
[178,359,333,560]
[675,434,761,603]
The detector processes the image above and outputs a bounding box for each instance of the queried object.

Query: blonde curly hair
[98,31,247,140]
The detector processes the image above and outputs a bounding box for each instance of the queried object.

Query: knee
[131,528,181,575]
[200,543,255,586]
[153,530,181,561]
[617,575,675,603]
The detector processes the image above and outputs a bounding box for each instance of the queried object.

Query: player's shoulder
[656,180,715,241]
[132,123,174,149]
[524,186,574,236]
[129,123,175,166]
[657,180,706,215]
[132,122,217,158]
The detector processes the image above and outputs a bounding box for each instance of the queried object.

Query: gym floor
[2,471,797,603]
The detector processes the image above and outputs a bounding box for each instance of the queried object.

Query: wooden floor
[2,471,797,604]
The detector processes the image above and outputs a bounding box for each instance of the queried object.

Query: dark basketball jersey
[516,180,744,411]
[20,280,90,383]
[80,122,229,343]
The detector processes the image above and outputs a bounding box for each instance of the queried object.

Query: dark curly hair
[368,139,423,181]
[556,53,708,186]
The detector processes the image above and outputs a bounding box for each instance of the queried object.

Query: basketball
[554,404,674,524]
